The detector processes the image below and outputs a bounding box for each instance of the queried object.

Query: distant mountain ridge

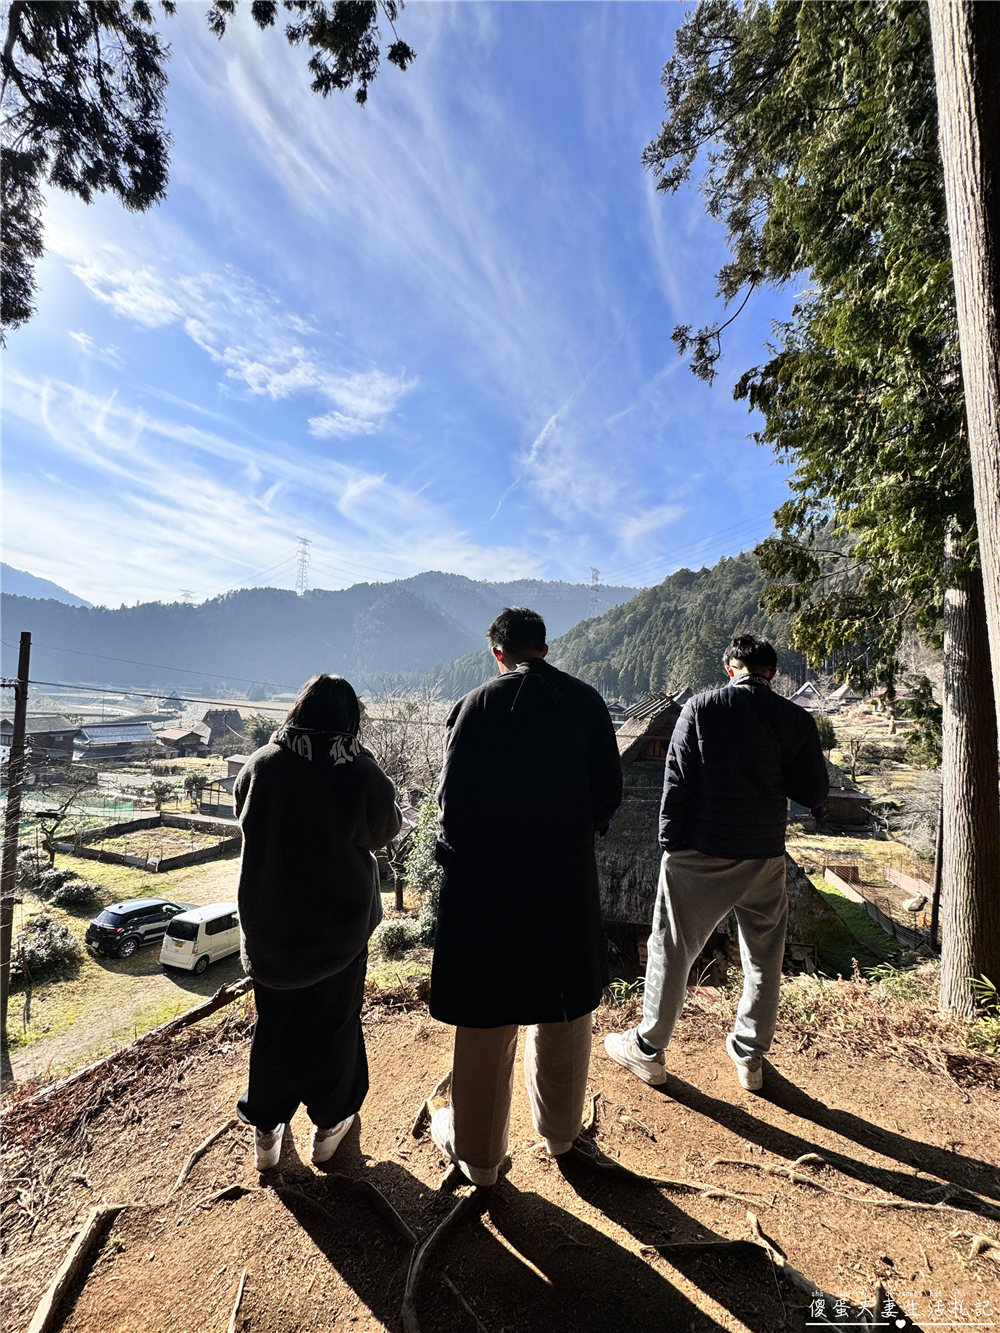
[0,563,92,607]
[0,572,640,694]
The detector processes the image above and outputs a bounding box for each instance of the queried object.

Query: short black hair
[487,607,547,654]
[723,633,777,673]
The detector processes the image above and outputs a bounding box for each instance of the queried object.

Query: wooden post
[930,799,944,953]
[1,631,31,1042]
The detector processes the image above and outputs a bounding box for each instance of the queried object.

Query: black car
[85,897,195,959]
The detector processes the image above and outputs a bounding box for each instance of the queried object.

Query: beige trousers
[451,1014,594,1170]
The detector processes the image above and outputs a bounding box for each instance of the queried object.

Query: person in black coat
[428,607,623,1185]
[235,674,401,1170]
[605,633,829,1094]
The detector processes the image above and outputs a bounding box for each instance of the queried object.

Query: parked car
[160,901,241,975]
[85,897,194,959]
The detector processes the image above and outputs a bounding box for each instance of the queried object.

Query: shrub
[371,918,421,960]
[403,799,443,944]
[15,850,46,892]
[32,867,78,901]
[814,716,837,751]
[12,914,82,981]
[50,878,101,909]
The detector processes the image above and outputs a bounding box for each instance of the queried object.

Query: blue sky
[3,1,796,609]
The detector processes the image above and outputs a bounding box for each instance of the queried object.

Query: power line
[600,510,778,581]
[0,638,291,688]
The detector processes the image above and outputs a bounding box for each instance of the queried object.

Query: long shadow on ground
[656,1071,1000,1213]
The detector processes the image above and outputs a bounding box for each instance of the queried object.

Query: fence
[824,865,934,951]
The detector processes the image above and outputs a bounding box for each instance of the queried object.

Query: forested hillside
[0,572,639,693]
[549,552,805,698]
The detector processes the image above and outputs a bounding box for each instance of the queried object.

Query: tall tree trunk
[930,3,1000,737]
[939,561,1000,1017]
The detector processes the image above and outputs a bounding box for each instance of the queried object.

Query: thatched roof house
[597,692,685,925]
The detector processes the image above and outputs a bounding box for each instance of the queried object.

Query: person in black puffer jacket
[605,634,828,1095]
[234,673,401,1170]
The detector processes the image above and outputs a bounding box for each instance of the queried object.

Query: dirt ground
[3,992,998,1333]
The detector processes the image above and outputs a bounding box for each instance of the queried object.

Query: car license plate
[173,940,184,948]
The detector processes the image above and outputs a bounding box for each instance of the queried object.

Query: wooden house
[156,727,209,758]
[200,709,245,745]
[74,722,156,759]
[1,713,78,760]
[789,681,826,712]
[200,775,237,819]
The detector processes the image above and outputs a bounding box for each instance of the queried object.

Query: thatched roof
[615,693,685,765]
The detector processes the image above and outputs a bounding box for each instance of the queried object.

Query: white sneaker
[725,1034,764,1091]
[603,1028,667,1086]
[311,1115,355,1164]
[254,1123,285,1169]
[429,1107,498,1187]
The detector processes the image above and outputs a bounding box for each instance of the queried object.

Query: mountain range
[0,563,92,607]
[0,572,640,694]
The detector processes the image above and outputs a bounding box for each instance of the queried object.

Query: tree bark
[939,562,1000,1018]
[930,3,1000,737]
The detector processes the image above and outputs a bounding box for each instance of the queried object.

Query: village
[3,0,1000,1328]
[2,671,998,1333]
[0,670,953,1084]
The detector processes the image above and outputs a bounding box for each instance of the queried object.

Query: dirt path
[3,996,998,1333]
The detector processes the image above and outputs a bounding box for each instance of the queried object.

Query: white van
[160,902,240,975]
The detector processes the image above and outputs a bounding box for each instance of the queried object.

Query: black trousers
[237,949,369,1131]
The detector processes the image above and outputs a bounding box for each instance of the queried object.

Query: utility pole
[1,632,31,1044]
[295,537,312,596]
[588,567,601,619]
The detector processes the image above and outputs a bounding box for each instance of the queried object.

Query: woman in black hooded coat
[234,674,401,1169]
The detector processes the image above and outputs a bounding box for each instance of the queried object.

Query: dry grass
[600,962,1000,1088]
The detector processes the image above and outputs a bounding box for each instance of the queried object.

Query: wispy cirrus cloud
[2,370,538,604]
[50,232,416,437]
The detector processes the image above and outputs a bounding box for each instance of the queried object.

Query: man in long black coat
[429,607,623,1185]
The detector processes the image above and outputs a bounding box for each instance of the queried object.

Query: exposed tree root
[952,1230,1000,1260]
[402,1189,487,1333]
[323,1174,418,1246]
[26,1204,125,1333]
[442,1269,490,1332]
[746,1211,842,1313]
[172,1118,239,1194]
[709,1153,1000,1220]
[411,1070,452,1138]
[582,1091,600,1133]
[186,1183,254,1213]
[226,1266,249,1333]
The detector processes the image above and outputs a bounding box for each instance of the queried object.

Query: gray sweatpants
[638,848,787,1060]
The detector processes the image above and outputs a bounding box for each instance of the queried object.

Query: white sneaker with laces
[725,1034,764,1091]
[603,1027,667,1086]
[311,1115,355,1164]
[429,1107,498,1186]
[254,1123,285,1170]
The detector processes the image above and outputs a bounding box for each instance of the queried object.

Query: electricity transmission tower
[589,567,601,618]
[295,537,312,595]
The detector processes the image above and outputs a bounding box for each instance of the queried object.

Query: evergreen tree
[1,0,414,333]
[645,0,999,1015]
